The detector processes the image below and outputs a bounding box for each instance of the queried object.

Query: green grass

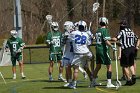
[0,60,140,93]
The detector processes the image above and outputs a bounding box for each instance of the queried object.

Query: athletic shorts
[96,51,111,65]
[120,47,135,67]
[49,53,62,62]
[71,52,92,66]
[62,52,74,67]
[11,54,22,66]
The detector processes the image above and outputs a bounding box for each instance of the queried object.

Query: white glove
[17,47,23,53]
[111,45,117,51]
[17,48,22,53]
[51,40,55,45]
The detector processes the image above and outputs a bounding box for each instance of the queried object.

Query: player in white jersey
[62,21,74,87]
[68,20,92,89]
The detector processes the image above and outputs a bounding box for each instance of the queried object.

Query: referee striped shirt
[117,28,138,49]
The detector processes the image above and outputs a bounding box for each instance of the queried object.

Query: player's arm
[136,38,140,50]
[18,38,26,53]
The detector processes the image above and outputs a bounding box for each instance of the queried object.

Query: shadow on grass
[42,85,91,89]
[27,80,64,82]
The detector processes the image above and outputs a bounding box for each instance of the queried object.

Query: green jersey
[95,28,111,51]
[46,31,62,53]
[6,37,25,56]
[95,28,111,65]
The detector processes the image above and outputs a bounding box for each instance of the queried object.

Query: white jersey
[62,32,74,66]
[70,30,90,54]
[86,30,93,45]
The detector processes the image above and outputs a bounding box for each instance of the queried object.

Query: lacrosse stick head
[46,15,53,24]
[93,2,100,13]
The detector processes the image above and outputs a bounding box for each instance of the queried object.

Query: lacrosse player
[91,17,116,88]
[6,30,26,79]
[68,20,92,89]
[46,22,65,82]
[62,21,75,87]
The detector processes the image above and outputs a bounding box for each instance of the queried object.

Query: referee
[113,19,139,86]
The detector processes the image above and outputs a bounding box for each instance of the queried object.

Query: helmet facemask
[10,30,17,38]
[51,22,59,31]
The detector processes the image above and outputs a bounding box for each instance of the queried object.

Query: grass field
[0,60,140,93]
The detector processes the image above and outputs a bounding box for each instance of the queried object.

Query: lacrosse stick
[46,15,59,70]
[0,72,6,84]
[114,42,121,90]
[88,2,100,31]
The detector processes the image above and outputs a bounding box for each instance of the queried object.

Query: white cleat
[106,83,116,88]
[13,76,16,80]
[64,83,70,87]
[22,75,26,79]
[58,77,67,82]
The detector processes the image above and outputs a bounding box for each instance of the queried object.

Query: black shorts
[120,47,135,67]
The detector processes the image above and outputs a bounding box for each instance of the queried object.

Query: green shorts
[49,53,62,62]
[11,54,23,66]
[96,51,111,65]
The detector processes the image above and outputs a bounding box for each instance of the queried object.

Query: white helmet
[64,21,74,32]
[99,17,108,25]
[78,20,87,31]
[10,30,17,38]
[51,22,59,31]
[74,22,79,30]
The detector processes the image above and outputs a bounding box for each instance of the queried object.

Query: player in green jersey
[46,22,66,82]
[90,17,116,88]
[6,30,26,79]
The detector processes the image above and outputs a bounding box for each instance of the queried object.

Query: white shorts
[62,53,74,67]
[71,52,92,66]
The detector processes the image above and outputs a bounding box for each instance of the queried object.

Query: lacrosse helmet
[78,20,87,31]
[10,30,17,38]
[51,22,59,31]
[74,22,79,30]
[99,17,108,26]
[64,21,74,32]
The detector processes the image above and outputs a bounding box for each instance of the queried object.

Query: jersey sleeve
[18,38,25,47]
[46,32,51,44]
[102,29,111,41]
[116,31,122,40]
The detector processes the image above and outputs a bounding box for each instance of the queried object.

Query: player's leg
[48,54,54,81]
[106,64,115,88]
[90,52,102,87]
[17,54,26,79]
[79,66,88,79]
[105,52,115,88]
[68,54,81,89]
[57,54,66,81]
[11,57,17,79]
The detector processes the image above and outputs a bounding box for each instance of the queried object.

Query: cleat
[125,80,133,86]
[58,77,67,82]
[64,83,70,87]
[132,75,136,84]
[68,83,76,89]
[49,77,53,81]
[106,83,116,88]
[13,76,16,80]
[89,81,100,87]
[22,75,26,79]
